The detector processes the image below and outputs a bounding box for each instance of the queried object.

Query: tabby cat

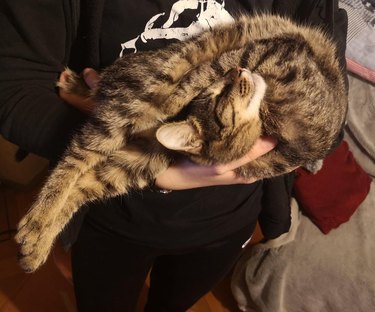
[15,14,347,272]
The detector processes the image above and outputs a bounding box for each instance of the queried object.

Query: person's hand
[58,68,99,113]
[154,136,277,190]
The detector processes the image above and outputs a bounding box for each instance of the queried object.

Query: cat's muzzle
[239,69,267,116]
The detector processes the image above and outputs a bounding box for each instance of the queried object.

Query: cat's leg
[160,13,291,81]
[16,166,125,272]
[14,148,108,271]
[16,148,170,272]
[15,118,128,268]
[16,158,129,272]
[159,62,220,115]
[163,16,254,74]
[150,18,256,115]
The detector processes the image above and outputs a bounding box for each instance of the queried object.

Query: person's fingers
[214,136,277,174]
[154,158,259,190]
[83,68,100,90]
[213,170,258,185]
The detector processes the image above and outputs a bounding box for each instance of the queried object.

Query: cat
[15,14,347,272]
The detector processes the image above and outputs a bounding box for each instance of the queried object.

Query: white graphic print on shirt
[119,0,234,55]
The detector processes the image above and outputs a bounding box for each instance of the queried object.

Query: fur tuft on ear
[156,121,202,154]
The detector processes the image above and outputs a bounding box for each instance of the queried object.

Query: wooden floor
[0,181,262,312]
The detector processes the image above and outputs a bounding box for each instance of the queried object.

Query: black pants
[71,220,256,312]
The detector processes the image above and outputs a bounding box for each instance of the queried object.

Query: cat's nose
[227,68,252,85]
[233,67,248,77]
[238,68,251,79]
[235,67,242,77]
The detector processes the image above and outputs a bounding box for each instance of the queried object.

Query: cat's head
[156,67,267,164]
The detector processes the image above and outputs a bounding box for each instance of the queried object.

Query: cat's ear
[156,121,202,154]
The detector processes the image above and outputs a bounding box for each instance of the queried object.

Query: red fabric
[293,141,372,234]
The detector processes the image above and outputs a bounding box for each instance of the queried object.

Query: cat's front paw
[57,67,92,97]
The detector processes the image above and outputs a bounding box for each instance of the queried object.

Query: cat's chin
[247,73,267,116]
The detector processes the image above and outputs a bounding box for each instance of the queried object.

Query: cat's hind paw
[304,159,323,174]
[15,215,55,272]
[16,240,52,273]
[15,217,46,250]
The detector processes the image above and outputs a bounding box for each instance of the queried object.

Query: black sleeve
[0,0,85,160]
[259,174,295,240]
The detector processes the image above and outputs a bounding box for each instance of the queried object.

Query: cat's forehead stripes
[210,59,226,76]
[239,44,255,69]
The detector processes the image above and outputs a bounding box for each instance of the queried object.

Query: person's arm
[154,137,276,189]
[0,0,84,160]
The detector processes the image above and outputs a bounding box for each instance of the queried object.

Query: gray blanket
[345,74,375,177]
[232,182,375,312]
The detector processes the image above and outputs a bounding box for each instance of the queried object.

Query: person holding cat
[0,0,347,311]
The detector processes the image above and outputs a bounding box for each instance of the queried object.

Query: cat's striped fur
[15,14,347,272]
